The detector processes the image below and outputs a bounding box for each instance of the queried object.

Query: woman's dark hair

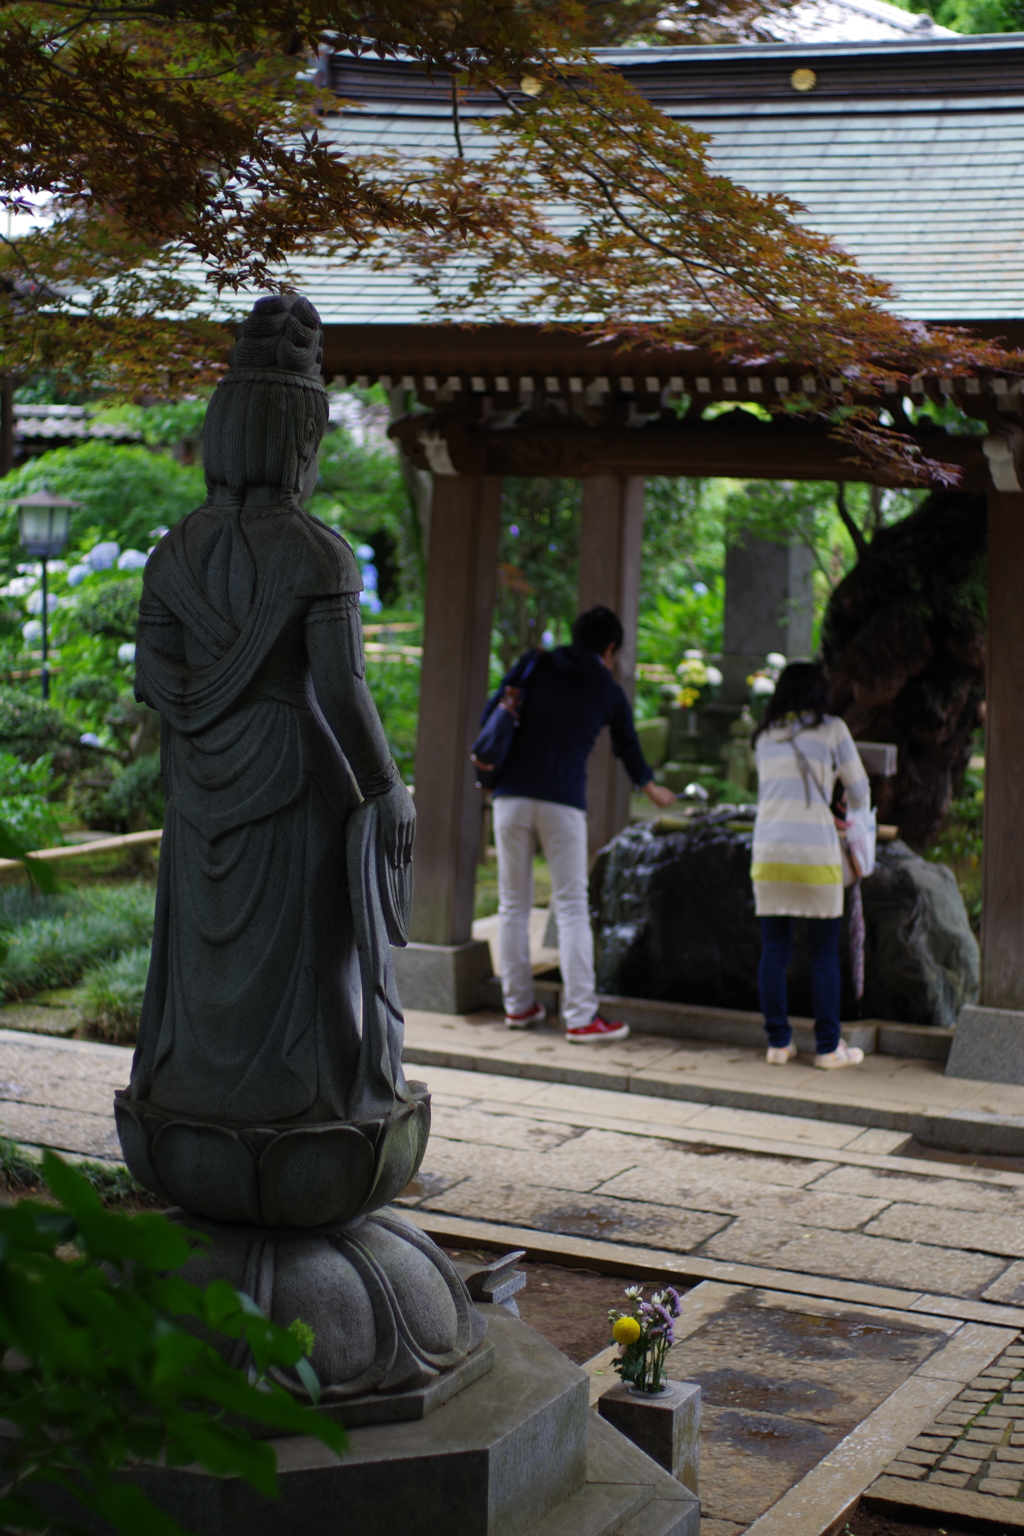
[753,661,832,743]
[572,605,624,655]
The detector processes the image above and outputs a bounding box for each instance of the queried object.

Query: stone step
[478,976,953,1063]
[522,1414,698,1536]
[402,1013,1024,1158]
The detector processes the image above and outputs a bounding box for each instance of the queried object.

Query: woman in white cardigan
[751,662,870,1070]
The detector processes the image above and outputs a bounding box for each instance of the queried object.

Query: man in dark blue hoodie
[482,605,675,1043]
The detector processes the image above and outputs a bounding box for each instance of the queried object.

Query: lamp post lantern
[13,489,78,700]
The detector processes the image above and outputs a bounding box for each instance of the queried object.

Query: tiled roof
[288,37,1024,328]
[746,0,958,41]
[13,404,140,445]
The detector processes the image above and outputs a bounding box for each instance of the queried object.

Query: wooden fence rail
[0,828,163,873]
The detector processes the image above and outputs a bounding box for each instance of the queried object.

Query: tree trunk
[821,491,986,850]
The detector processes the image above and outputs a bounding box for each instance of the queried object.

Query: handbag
[788,726,877,880]
[844,798,877,879]
[470,649,541,790]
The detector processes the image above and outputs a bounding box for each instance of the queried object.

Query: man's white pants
[493,795,597,1033]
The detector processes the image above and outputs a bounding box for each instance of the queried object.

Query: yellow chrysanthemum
[613,1316,641,1346]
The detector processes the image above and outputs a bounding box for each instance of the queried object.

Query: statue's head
[203,293,329,505]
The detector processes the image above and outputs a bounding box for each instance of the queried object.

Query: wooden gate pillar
[577,475,646,857]
[394,473,501,1013]
[980,487,1024,1009]
[948,480,1024,1079]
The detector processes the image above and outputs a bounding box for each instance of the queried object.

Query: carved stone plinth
[173,1206,488,1409]
[115,1087,430,1228]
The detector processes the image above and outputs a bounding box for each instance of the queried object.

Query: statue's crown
[227,293,323,382]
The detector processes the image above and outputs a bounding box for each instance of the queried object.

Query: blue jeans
[758,916,842,1055]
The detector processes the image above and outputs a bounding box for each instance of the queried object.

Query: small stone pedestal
[392,939,494,1014]
[598,1380,701,1493]
[946,1004,1024,1082]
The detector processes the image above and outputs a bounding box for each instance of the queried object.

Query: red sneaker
[566,1016,630,1044]
[505,1002,546,1030]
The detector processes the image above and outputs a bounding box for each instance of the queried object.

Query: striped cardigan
[751,714,869,919]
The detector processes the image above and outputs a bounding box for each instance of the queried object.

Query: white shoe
[814,1040,865,1070]
[505,1002,546,1030]
[766,1042,798,1066]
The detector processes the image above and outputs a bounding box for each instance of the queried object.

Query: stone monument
[719,532,814,704]
[114,293,485,1405]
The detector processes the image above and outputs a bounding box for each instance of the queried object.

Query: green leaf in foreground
[0,814,55,895]
[0,1152,344,1535]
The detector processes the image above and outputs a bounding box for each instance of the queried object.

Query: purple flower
[666,1288,681,1317]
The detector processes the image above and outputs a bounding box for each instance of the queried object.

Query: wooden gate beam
[979,487,1024,1009]
[389,414,991,488]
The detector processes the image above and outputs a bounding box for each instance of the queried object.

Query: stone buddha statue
[115,293,485,1407]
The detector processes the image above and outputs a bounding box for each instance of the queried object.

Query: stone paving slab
[812,1163,1024,1213]
[410,1172,733,1251]
[0,1099,122,1160]
[594,1168,889,1230]
[866,1203,1024,1260]
[699,1218,1007,1297]
[9,1012,1024,1529]
[984,1263,1024,1305]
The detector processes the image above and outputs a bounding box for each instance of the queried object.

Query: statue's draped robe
[128,505,374,1125]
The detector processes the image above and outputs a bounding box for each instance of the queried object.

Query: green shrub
[101,752,163,826]
[0,750,65,846]
[0,684,85,775]
[0,884,155,1000]
[0,439,203,566]
[0,1134,46,1191]
[81,945,150,1043]
[0,792,64,848]
[62,671,121,709]
[365,654,420,776]
[0,1153,341,1536]
[69,752,163,832]
[67,760,119,830]
[61,573,143,643]
[0,1136,156,1206]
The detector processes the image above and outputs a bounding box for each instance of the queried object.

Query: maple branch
[450,77,464,159]
[835,483,870,562]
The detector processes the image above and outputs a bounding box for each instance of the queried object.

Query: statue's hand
[377,780,416,867]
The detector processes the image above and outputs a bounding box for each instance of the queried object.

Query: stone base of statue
[171,1204,490,1410]
[114,1087,432,1229]
[117,1308,700,1536]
